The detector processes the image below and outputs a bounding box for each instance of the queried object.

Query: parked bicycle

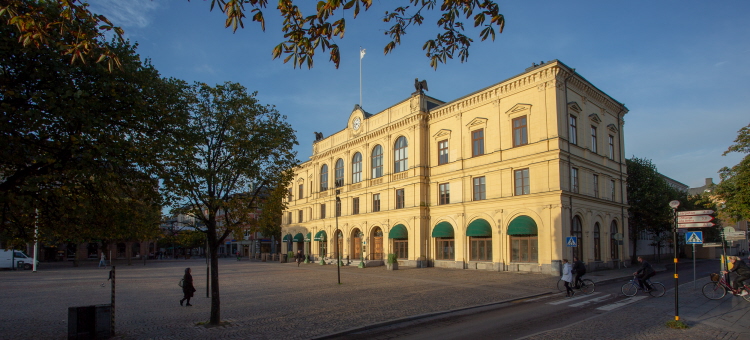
[702,272,750,302]
[557,277,595,294]
[621,274,665,297]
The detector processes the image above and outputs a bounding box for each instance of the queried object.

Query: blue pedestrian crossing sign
[566,236,578,247]
[686,231,703,244]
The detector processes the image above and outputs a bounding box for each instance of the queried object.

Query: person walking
[562,259,575,297]
[180,268,196,306]
[236,250,241,261]
[98,253,106,268]
[296,250,303,266]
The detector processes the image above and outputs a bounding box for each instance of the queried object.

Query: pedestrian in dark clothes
[180,268,196,306]
[296,250,304,266]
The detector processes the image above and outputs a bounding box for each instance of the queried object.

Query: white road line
[596,296,647,311]
[547,292,601,305]
[569,294,612,307]
[522,295,557,302]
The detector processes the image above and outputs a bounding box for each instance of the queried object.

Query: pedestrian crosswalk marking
[547,292,601,305]
[569,294,612,307]
[595,296,647,311]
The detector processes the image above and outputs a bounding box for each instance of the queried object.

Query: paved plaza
[1,258,557,339]
[1,258,748,339]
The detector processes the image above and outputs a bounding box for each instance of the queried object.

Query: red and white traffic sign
[677,222,715,229]
[677,210,714,216]
[677,215,714,224]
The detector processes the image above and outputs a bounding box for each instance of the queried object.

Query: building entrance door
[352,235,361,259]
[372,227,383,260]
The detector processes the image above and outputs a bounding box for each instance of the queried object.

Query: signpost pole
[669,200,680,323]
[693,243,696,289]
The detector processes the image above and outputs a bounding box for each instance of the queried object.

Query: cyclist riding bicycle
[722,256,750,296]
[633,256,655,292]
[572,257,586,289]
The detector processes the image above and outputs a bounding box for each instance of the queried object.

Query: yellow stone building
[282,60,629,275]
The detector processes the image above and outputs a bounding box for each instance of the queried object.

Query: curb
[311,292,553,339]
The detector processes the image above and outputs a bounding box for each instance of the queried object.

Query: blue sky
[87,0,749,188]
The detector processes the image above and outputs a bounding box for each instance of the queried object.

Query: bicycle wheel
[701,282,726,300]
[557,279,566,292]
[580,279,595,294]
[622,282,638,297]
[648,282,666,297]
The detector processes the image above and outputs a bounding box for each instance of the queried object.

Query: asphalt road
[324,260,720,340]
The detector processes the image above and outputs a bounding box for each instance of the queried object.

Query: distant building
[688,178,714,196]
[282,60,630,275]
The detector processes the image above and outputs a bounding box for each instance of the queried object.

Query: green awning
[432,221,454,238]
[389,224,408,239]
[283,234,292,242]
[305,233,311,242]
[466,219,492,237]
[314,230,327,241]
[293,233,304,242]
[507,216,538,235]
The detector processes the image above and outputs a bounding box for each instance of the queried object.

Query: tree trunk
[207,221,221,325]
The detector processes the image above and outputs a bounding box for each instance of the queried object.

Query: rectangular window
[608,135,615,160]
[439,183,450,205]
[591,126,598,153]
[510,236,538,263]
[473,176,486,201]
[569,115,577,145]
[611,179,616,201]
[436,239,455,260]
[298,184,304,200]
[571,168,579,193]
[320,204,326,219]
[395,189,405,209]
[298,210,303,223]
[372,194,380,212]
[471,129,484,157]
[394,240,408,259]
[438,139,449,165]
[286,212,292,224]
[336,199,341,217]
[593,174,599,198]
[514,169,530,196]
[512,116,528,147]
[352,197,360,215]
[470,237,492,261]
[287,188,293,201]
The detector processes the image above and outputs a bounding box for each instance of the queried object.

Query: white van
[0,249,38,270]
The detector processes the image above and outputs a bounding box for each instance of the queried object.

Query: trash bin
[16,261,24,270]
[280,254,287,263]
[68,304,111,339]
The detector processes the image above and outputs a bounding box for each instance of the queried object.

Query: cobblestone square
[1,259,558,339]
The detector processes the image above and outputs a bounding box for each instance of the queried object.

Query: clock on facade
[353,117,361,130]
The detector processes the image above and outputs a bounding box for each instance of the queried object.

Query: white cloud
[87,0,160,28]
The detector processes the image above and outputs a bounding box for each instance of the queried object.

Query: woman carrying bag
[179,267,196,306]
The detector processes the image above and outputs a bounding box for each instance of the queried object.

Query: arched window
[610,221,619,259]
[335,158,344,187]
[394,136,408,173]
[572,216,583,261]
[594,223,601,261]
[320,164,328,191]
[371,145,383,179]
[352,152,362,184]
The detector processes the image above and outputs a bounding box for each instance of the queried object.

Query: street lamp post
[669,200,681,323]
[358,231,365,268]
[335,190,341,284]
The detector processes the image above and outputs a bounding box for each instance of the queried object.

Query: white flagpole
[359,47,365,107]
